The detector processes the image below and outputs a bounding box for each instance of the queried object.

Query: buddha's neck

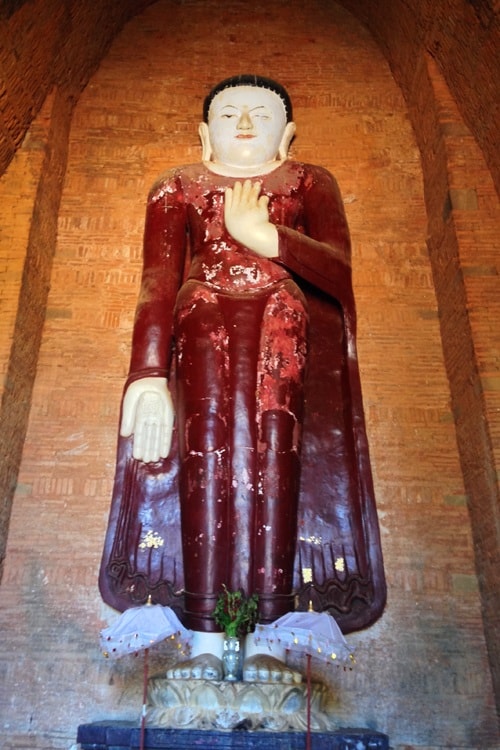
[202,158,286,178]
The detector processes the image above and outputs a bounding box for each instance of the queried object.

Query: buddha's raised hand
[224,179,279,258]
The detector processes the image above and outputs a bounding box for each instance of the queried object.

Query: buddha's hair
[203,75,293,123]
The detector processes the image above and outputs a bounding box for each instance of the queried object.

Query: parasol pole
[306,597,314,750]
[139,595,154,750]
[139,646,149,750]
[306,652,312,750]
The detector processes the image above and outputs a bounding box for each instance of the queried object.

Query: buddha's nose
[237,111,253,130]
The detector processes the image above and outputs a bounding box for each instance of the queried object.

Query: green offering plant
[213,585,259,638]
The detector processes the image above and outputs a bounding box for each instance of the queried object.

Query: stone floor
[76,722,390,749]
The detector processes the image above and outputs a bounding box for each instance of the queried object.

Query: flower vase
[222,635,242,681]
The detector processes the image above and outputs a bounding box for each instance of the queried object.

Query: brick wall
[341,0,500,195]
[0,0,153,584]
[0,0,154,173]
[412,53,500,721]
[0,0,498,748]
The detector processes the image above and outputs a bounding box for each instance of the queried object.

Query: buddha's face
[205,85,291,169]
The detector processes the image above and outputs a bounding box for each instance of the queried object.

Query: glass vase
[222,635,242,681]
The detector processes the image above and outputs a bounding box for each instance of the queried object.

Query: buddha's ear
[278,121,296,160]
[199,122,213,161]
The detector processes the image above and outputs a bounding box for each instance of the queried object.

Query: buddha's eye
[221,113,237,119]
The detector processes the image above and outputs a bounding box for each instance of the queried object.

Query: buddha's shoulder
[148,163,206,198]
[264,161,335,192]
[285,160,334,179]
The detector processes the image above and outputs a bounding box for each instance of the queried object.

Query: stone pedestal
[146,676,334,731]
[77,676,389,748]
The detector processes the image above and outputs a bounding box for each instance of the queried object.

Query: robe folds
[99,160,386,634]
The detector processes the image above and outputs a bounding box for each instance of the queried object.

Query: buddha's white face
[206,85,289,169]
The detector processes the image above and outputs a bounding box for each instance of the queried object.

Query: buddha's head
[199,75,296,173]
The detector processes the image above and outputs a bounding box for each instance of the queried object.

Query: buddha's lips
[236,134,256,139]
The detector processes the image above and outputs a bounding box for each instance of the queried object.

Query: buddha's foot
[166,653,223,680]
[243,654,302,684]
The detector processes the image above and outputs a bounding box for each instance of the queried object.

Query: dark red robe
[99,160,386,633]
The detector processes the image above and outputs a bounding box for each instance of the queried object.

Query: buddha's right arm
[129,174,187,377]
[120,174,186,463]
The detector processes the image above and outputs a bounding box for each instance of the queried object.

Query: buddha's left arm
[275,166,353,307]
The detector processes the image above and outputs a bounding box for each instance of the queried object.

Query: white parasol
[254,609,353,666]
[100,600,191,658]
[100,598,192,749]
[254,607,354,749]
